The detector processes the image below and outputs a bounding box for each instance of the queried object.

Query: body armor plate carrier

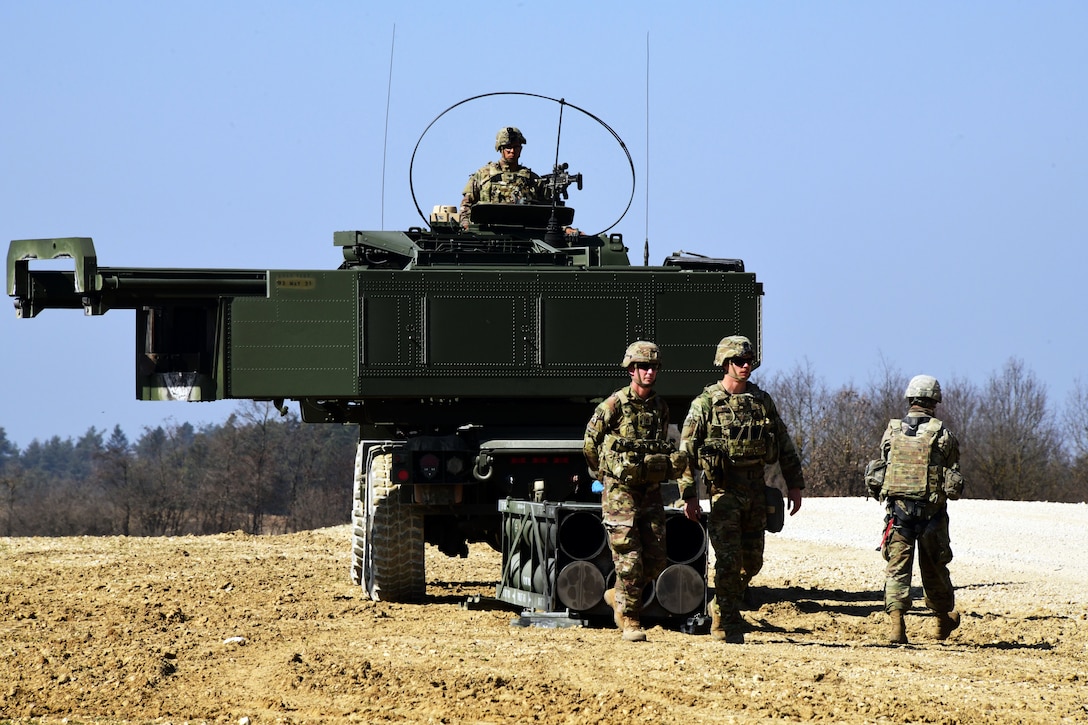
[881,417,943,501]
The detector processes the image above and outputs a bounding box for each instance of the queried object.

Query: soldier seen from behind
[583,341,682,642]
[866,374,965,645]
[679,335,805,644]
[459,126,543,228]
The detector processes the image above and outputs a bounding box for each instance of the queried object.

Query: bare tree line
[763,357,1088,503]
[1,358,1086,537]
[0,402,357,537]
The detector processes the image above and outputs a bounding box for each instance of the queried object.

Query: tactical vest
[600,388,672,484]
[694,386,777,490]
[704,387,775,464]
[881,417,944,501]
[477,164,538,204]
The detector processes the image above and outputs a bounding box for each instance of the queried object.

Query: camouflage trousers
[708,469,767,631]
[601,475,667,618]
[882,499,955,614]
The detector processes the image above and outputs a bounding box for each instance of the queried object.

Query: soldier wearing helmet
[678,335,805,643]
[867,374,964,645]
[459,126,543,227]
[583,341,676,643]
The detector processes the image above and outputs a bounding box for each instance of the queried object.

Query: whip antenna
[644,33,650,266]
[380,25,396,229]
[552,98,566,175]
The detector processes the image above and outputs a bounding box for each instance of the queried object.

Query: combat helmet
[495,126,527,151]
[713,335,759,369]
[621,341,661,368]
[905,374,942,403]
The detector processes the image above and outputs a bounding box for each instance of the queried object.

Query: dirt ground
[1,498,1086,724]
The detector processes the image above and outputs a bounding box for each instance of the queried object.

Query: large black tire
[354,444,426,602]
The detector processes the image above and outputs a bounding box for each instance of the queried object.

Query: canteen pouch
[864,458,887,500]
[942,467,964,500]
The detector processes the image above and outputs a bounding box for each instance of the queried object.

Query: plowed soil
[1,498,1086,724]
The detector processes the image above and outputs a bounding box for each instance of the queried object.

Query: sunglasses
[634,362,660,371]
[730,357,753,367]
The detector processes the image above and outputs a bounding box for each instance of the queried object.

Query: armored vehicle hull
[8,204,761,613]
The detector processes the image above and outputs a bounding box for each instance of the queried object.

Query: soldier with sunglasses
[583,341,681,642]
[679,335,805,643]
[459,126,543,228]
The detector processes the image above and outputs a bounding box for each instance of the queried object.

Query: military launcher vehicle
[7,102,762,622]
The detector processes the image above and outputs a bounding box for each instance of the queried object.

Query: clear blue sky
[2,2,1085,448]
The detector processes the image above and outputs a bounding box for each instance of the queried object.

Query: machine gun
[539,162,583,203]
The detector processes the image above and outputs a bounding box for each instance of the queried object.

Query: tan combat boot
[710,602,744,643]
[620,616,647,642]
[710,605,726,641]
[888,609,908,645]
[603,588,622,629]
[936,611,960,640]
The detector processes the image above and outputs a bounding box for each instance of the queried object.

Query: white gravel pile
[766,496,1088,609]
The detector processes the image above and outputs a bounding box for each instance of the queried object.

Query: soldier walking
[866,375,965,644]
[679,336,804,643]
[583,341,678,642]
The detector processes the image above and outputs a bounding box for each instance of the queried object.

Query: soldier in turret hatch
[584,341,683,642]
[459,126,543,228]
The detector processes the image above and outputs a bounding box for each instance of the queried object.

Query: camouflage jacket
[459,160,543,225]
[678,380,805,500]
[583,386,670,481]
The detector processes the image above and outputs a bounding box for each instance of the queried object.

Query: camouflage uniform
[679,379,804,636]
[868,374,964,643]
[583,386,671,621]
[878,409,961,614]
[459,126,542,226]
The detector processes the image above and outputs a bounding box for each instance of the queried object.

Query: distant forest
[0,402,358,538]
[2,358,1085,537]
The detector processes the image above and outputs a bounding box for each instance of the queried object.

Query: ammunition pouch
[669,450,689,481]
[604,438,676,484]
[698,437,773,493]
[697,439,731,489]
[643,453,671,484]
[605,450,641,482]
[864,458,887,500]
[724,426,771,460]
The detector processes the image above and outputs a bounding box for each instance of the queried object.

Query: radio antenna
[552,98,566,174]
[380,25,396,229]
[643,32,651,266]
